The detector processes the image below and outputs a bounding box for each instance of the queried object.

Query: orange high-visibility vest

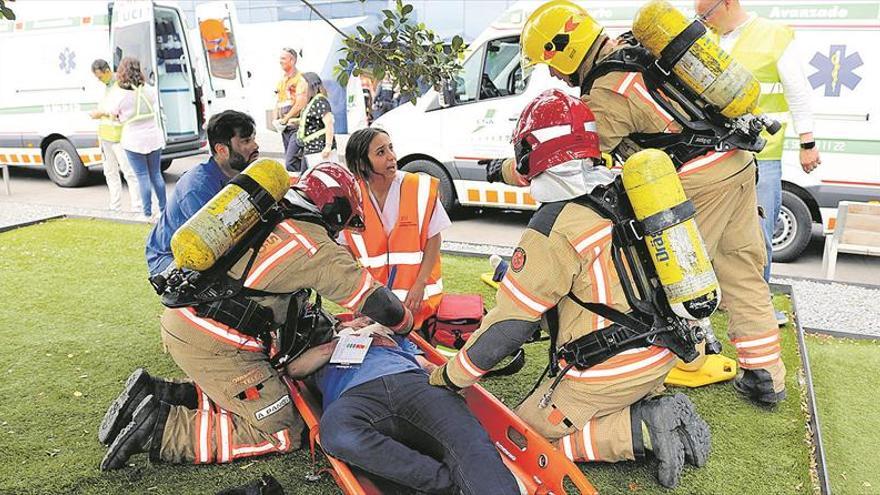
[344,173,443,328]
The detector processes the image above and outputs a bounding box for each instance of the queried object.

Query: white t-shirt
[340,170,451,243]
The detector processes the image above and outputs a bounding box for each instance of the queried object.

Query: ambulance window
[481,37,524,99]
[113,23,156,81]
[454,44,485,104]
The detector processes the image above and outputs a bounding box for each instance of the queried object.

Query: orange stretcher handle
[407,332,597,495]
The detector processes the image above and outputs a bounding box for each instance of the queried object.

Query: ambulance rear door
[195,1,248,113]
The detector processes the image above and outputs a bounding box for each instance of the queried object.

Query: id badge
[330,335,372,365]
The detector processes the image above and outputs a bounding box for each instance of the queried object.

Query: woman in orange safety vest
[342,128,451,329]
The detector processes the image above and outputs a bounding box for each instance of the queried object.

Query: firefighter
[507,0,786,405]
[431,90,711,489]
[99,163,415,470]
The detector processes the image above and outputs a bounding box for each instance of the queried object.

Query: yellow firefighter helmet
[521,0,604,75]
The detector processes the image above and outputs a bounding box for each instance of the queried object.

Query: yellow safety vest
[297,94,329,144]
[723,17,794,160]
[123,86,156,127]
[97,80,123,143]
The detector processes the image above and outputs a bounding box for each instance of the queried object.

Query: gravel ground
[774,277,880,339]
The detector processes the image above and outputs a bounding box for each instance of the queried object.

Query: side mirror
[438,79,456,108]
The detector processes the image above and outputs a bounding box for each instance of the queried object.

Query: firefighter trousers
[515,360,673,463]
[684,164,786,391]
[153,308,304,465]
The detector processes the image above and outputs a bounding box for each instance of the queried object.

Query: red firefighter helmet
[295,162,365,233]
[511,89,600,182]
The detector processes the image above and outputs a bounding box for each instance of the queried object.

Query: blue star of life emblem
[58,47,76,74]
[808,45,862,97]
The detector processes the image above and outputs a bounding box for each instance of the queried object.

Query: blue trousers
[319,371,518,495]
[125,149,166,216]
[756,159,782,281]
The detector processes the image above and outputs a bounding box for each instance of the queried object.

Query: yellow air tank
[171,158,289,272]
[621,149,720,320]
[632,0,760,118]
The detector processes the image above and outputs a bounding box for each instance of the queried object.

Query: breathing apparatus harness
[581,25,781,167]
[533,178,720,408]
[151,175,336,369]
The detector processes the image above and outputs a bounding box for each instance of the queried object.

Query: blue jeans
[125,149,167,216]
[756,159,782,282]
[319,371,518,495]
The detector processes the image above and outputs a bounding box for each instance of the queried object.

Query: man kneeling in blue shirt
[145,110,260,278]
[288,320,520,495]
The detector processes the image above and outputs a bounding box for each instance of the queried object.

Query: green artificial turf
[806,334,880,495]
[0,217,854,495]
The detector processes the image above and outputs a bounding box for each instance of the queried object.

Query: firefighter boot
[734,368,786,405]
[631,394,710,489]
[99,369,197,446]
[100,395,158,471]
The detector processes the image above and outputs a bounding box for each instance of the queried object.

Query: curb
[773,282,832,495]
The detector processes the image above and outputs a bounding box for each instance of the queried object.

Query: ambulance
[372,0,880,262]
[0,0,215,187]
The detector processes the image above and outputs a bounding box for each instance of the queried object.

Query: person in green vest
[89,59,142,213]
[286,72,337,174]
[697,0,822,325]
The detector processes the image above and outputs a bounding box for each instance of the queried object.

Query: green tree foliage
[301,0,464,103]
[0,0,15,21]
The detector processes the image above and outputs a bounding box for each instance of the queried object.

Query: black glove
[478,158,506,183]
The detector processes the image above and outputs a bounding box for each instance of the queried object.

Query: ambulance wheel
[772,190,812,263]
[160,159,173,171]
[402,160,456,213]
[45,139,89,188]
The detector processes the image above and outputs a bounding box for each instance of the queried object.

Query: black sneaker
[734,369,787,405]
[100,395,157,471]
[99,368,154,446]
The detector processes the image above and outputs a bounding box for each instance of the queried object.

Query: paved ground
[3,153,878,284]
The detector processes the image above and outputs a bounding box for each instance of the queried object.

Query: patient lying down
[286,321,520,495]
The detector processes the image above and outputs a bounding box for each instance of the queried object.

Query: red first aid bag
[424,294,485,349]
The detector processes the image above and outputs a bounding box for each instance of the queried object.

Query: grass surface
[0,217,851,494]
[806,335,880,495]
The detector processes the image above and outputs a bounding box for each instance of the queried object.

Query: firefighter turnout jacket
[155,216,411,465]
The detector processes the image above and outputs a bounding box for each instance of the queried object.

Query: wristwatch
[800,141,816,150]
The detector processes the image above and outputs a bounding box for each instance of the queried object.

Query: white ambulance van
[0,0,209,187]
[373,0,880,262]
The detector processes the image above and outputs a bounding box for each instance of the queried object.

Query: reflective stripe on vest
[727,17,794,159]
[297,94,328,144]
[98,81,123,142]
[123,86,156,127]
[343,173,443,326]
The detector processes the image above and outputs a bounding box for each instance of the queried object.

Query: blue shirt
[145,157,230,276]
[315,336,423,409]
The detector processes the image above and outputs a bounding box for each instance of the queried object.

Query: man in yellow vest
[89,59,142,213]
[506,0,787,405]
[275,48,308,172]
[697,0,821,325]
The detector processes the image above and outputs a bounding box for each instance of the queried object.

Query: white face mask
[529,159,615,203]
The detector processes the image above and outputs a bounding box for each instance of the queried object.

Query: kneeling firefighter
[432,90,711,489]
[99,161,415,471]
[504,0,787,405]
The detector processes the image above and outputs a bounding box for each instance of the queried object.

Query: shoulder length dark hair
[117,57,146,89]
[345,127,389,180]
[302,72,327,101]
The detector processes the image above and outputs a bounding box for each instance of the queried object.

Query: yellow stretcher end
[480,272,500,290]
[665,354,737,388]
